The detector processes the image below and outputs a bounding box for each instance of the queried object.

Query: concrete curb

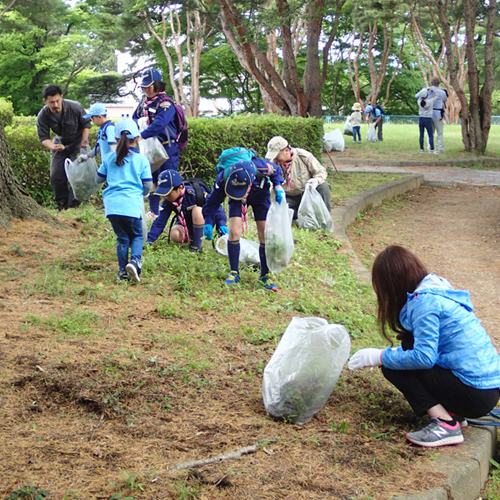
[324,155,499,168]
[333,173,498,500]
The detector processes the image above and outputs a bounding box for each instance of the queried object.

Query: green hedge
[5,113,324,206]
[0,98,14,127]
[180,114,324,180]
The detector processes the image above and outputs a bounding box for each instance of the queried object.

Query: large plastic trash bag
[366,123,378,142]
[323,129,345,152]
[262,317,351,425]
[139,136,169,172]
[343,117,353,136]
[265,197,294,274]
[297,184,334,232]
[215,234,260,266]
[64,148,100,202]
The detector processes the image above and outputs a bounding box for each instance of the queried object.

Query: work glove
[348,348,383,370]
[306,178,319,190]
[275,186,285,205]
[219,225,229,235]
[203,224,213,240]
[75,154,89,164]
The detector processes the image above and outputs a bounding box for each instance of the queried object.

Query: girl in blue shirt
[348,245,500,447]
[97,118,153,282]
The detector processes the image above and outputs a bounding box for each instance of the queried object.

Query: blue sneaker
[406,418,463,447]
[118,270,129,281]
[224,271,240,286]
[259,274,277,292]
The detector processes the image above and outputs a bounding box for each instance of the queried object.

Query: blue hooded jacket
[381,274,500,390]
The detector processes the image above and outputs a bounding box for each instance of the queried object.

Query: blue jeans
[419,117,434,151]
[108,215,143,271]
[352,126,361,142]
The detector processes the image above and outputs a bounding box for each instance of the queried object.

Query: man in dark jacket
[36,85,91,210]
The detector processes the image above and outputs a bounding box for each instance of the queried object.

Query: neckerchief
[172,186,189,244]
[281,147,294,190]
[144,92,168,125]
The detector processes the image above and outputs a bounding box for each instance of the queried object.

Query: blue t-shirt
[97,148,153,218]
[96,121,116,158]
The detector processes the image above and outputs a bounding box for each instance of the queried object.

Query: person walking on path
[36,84,91,210]
[416,90,438,154]
[416,78,448,153]
[348,245,500,448]
[132,68,181,218]
[349,103,363,143]
[96,118,153,282]
[265,136,331,219]
[364,104,384,141]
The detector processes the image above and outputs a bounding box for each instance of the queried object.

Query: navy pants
[419,117,434,151]
[108,215,143,271]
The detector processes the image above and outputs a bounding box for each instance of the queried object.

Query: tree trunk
[0,121,57,230]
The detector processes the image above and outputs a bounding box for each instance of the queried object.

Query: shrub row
[4,106,324,205]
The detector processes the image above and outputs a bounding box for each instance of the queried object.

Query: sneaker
[189,244,202,254]
[259,274,278,292]
[145,211,157,220]
[406,418,464,447]
[125,260,141,283]
[224,271,240,286]
[118,270,129,281]
[420,149,425,153]
[432,150,439,155]
[449,413,468,428]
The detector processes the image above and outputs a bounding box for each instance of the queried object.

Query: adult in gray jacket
[415,90,438,154]
[415,78,448,153]
[36,85,91,210]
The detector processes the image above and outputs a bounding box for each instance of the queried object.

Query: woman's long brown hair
[371,245,428,345]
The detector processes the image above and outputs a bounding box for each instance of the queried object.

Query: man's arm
[81,127,90,149]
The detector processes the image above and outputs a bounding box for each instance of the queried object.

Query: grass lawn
[324,122,500,165]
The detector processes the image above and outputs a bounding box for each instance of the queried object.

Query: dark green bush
[0,98,14,127]
[180,114,324,181]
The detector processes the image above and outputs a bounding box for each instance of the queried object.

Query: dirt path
[347,184,500,348]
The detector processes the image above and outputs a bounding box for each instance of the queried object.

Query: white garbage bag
[323,129,345,152]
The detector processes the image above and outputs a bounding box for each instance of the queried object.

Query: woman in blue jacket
[349,245,500,447]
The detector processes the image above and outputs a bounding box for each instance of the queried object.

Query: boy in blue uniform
[132,68,180,218]
[77,103,116,163]
[202,155,285,291]
[147,169,228,252]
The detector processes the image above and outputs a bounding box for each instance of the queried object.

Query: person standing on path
[36,85,91,210]
[348,245,500,448]
[416,78,448,153]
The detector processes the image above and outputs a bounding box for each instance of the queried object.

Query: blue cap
[364,105,373,114]
[223,161,257,200]
[141,68,162,87]
[114,118,140,140]
[83,103,107,119]
[154,169,183,196]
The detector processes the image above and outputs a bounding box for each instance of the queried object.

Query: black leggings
[381,364,500,418]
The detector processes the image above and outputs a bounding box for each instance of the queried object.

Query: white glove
[348,348,383,370]
[75,154,88,164]
[306,178,319,190]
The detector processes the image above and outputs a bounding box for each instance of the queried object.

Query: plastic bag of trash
[265,197,294,274]
[366,123,378,142]
[297,184,334,232]
[64,148,100,201]
[323,129,345,152]
[262,317,351,425]
[343,117,353,136]
[137,117,169,172]
[215,234,260,266]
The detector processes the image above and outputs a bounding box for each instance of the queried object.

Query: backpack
[183,177,211,207]
[373,104,384,115]
[216,147,254,173]
[165,97,189,150]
